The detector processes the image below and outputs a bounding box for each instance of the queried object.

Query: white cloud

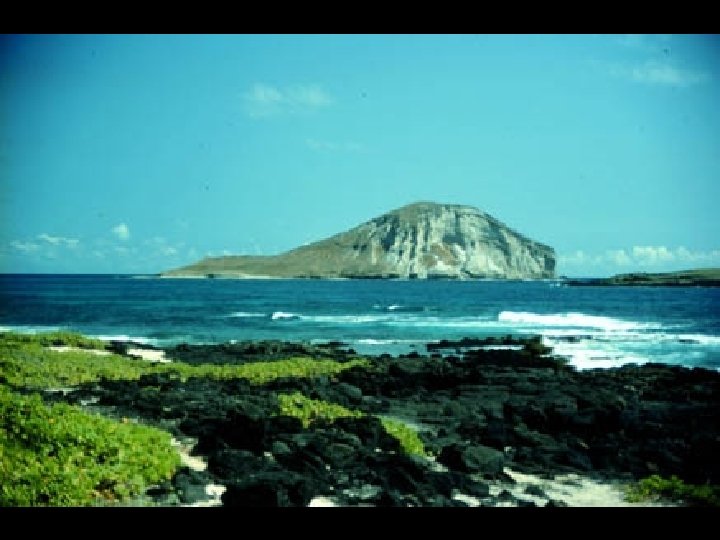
[632,245,675,265]
[606,249,632,266]
[243,83,333,117]
[10,234,79,255]
[11,241,40,253]
[558,250,588,266]
[37,233,79,248]
[142,236,183,258]
[288,85,333,108]
[560,245,720,271]
[112,223,130,241]
[630,61,708,87]
[674,246,720,263]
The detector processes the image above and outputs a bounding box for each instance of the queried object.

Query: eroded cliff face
[304,202,556,279]
[164,202,556,279]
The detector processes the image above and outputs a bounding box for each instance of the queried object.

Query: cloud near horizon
[10,240,40,253]
[560,245,720,273]
[37,233,79,248]
[112,223,130,241]
[10,233,79,254]
[243,83,333,117]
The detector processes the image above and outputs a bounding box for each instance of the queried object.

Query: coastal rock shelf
[50,337,720,507]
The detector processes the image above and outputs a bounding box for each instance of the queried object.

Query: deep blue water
[1,274,719,370]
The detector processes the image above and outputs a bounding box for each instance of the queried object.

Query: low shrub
[0,385,180,506]
[626,474,720,506]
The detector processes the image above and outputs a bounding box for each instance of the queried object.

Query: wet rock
[337,382,363,403]
[438,443,505,477]
[222,471,314,507]
[207,449,263,479]
[271,440,292,457]
[172,467,215,505]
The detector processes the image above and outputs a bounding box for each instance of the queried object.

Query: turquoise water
[1,274,719,370]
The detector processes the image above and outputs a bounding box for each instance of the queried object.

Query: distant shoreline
[564,268,720,287]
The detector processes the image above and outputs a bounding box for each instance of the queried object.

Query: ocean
[1,274,719,371]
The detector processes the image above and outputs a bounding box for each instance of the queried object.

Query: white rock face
[323,202,556,279]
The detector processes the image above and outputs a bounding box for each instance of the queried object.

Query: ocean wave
[0,324,62,334]
[354,338,419,345]
[672,334,720,346]
[225,311,266,318]
[385,317,498,329]
[266,311,499,329]
[94,334,159,346]
[546,338,650,370]
[540,329,720,347]
[372,304,429,313]
[271,311,301,321]
[302,314,394,324]
[498,311,661,331]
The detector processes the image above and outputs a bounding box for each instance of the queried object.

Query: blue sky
[1,34,718,277]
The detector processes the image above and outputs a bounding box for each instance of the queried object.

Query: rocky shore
[48,336,720,507]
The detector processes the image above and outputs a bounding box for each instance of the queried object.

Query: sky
[1,34,718,277]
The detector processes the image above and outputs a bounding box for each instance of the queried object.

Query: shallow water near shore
[2,274,719,371]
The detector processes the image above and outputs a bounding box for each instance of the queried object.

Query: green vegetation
[0,331,370,390]
[626,475,720,507]
[277,392,427,457]
[379,417,427,457]
[0,338,164,389]
[277,392,363,428]
[2,330,108,351]
[0,385,180,506]
[0,330,427,508]
[183,357,370,385]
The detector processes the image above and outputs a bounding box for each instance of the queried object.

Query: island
[162,202,556,280]
[565,268,720,287]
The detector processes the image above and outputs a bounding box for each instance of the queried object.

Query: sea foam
[271,311,301,320]
[498,311,660,331]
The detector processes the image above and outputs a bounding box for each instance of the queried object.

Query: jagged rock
[162,202,555,280]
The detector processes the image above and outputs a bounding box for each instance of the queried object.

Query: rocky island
[163,202,556,280]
